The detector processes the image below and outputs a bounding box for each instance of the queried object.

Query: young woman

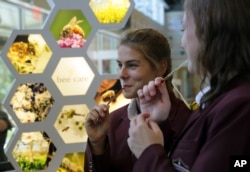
[84,28,191,172]
[127,0,250,172]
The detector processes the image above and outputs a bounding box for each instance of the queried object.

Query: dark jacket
[132,78,250,172]
[84,93,191,172]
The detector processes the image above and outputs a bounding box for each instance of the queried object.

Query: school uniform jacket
[132,77,250,172]
[84,92,191,172]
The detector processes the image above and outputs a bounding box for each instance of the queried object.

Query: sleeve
[133,144,177,172]
[84,138,111,172]
[132,97,192,172]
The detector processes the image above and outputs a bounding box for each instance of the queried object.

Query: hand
[137,77,171,122]
[85,104,110,154]
[127,113,164,158]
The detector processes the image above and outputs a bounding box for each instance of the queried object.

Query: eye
[116,61,122,69]
[127,63,138,69]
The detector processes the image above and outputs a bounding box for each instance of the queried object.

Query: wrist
[89,137,106,155]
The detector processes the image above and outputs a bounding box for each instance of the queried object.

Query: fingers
[148,120,160,132]
[86,104,109,124]
[129,113,150,136]
[137,77,167,101]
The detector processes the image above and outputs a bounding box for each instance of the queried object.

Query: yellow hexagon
[89,0,131,24]
[6,34,52,74]
[57,152,84,172]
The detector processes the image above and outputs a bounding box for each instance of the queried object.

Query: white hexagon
[52,57,95,96]
[54,104,89,144]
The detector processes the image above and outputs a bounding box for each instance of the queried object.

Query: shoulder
[204,80,250,127]
[214,80,250,108]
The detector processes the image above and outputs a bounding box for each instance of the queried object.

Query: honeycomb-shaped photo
[89,0,131,24]
[6,34,52,74]
[50,9,92,48]
[57,152,84,172]
[54,104,89,144]
[10,83,54,123]
[12,131,56,172]
[95,79,130,112]
[52,57,95,96]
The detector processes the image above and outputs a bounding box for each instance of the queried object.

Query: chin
[152,115,167,123]
[123,92,135,99]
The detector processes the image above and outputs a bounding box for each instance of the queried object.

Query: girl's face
[117,45,161,99]
[181,11,200,74]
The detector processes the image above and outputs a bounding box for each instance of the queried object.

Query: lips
[122,84,132,90]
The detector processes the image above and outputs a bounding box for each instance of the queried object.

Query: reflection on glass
[10,83,54,123]
[57,152,84,172]
[54,104,88,144]
[89,0,130,24]
[12,131,56,172]
[87,30,120,74]
[7,34,52,74]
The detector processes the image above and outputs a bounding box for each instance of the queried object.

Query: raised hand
[137,77,171,123]
[85,104,110,155]
[127,113,164,158]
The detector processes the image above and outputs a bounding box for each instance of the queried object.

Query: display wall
[0,0,134,171]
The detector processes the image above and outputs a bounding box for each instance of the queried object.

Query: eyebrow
[116,59,140,63]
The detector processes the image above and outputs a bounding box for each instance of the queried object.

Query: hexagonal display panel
[54,104,88,144]
[12,131,56,172]
[6,34,52,74]
[89,0,131,24]
[50,9,92,48]
[95,79,130,112]
[10,83,54,123]
[57,152,84,172]
[52,57,95,96]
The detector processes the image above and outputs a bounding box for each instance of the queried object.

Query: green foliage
[0,57,14,104]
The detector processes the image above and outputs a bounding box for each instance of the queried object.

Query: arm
[84,137,111,172]
[131,88,250,172]
[127,114,177,172]
[85,104,110,155]
[127,77,191,172]
[84,104,111,172]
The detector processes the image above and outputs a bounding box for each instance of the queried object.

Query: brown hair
[119,28,173,92]
[184,0,250,107]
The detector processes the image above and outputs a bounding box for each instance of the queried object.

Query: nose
[118,66,128,79]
